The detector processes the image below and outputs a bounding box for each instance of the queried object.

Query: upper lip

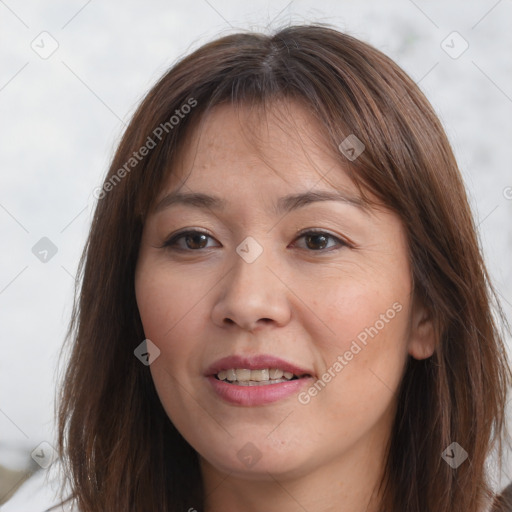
[205,354,314,377]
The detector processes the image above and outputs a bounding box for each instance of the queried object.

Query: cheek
[135,262,211,385]
[312,278,410,403]
[135,267,202,423]
[320,276,409,345]
[135,267,183,382]
[135,262,202,341]
[135,283,174,350]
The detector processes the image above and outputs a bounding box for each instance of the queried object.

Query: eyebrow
[154,190,370,216]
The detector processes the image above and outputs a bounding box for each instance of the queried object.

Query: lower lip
[207,375,313,406]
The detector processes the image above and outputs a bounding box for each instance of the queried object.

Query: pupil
[306,234,327,250]
[187,233,207,249]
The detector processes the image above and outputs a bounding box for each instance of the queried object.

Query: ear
[407,296,436,360]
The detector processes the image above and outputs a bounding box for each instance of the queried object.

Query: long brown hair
[54,23,511,511]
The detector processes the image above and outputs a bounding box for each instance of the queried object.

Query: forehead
[161,99,357,197]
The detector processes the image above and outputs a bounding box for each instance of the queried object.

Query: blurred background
[1,0,511,509]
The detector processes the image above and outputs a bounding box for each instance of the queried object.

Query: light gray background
[1,0,511,509]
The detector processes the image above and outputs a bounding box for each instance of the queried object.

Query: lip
[205,354,315,407]
[205,354,313,377]
[207,375,313,406]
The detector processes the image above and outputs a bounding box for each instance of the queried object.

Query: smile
[206,354,315,405]
[215,368,309,385]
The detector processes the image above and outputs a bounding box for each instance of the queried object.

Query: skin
[134,100,435,512]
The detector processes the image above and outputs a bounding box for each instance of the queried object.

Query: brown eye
[293,230,347,252]
[183,233,209,250]
[305,233,329,250]
[162,229,348,253]
[163,230,217,251]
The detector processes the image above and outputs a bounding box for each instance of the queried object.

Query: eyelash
[161,228,350,253]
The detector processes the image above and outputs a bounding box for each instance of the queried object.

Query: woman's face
[135,101,434,485]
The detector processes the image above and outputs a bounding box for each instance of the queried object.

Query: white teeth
[269,368,284,379]
[235,369,251,382]
[251,369,269,381]
[235,379,292,386]
[216,368,301,384]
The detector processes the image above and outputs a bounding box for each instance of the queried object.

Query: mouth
[214,368,312,386]
[205,354,314,406]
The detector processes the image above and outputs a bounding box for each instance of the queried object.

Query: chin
[198,441,314,481]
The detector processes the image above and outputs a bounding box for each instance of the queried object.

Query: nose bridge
[212,235,290,330]
[231,235,272,295]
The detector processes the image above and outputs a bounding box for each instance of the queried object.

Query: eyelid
[161,227,353,252]
[291,228,352,250]
[160,228,215,249]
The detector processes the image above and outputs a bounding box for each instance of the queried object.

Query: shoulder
[489,482,512,512]
[0,460,78,512]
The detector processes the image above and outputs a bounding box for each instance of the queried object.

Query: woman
[53,24,511,511]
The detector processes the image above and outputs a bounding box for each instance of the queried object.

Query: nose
[210,243,292,333]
